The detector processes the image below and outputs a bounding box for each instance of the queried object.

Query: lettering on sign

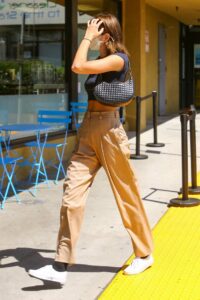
[0,0,64,25]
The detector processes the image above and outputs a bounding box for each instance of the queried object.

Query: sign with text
[0,0,65,25]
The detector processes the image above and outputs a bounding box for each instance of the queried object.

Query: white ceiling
[146,0,200,25]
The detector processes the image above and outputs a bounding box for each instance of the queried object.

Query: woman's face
[89,37,103,51]
[89,34,109,52]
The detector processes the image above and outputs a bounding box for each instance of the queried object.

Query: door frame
[158,23,166,115]
[180,24,200,108]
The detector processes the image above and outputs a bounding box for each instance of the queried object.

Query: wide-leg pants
[55,110,153,264]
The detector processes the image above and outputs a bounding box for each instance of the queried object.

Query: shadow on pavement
[0,247,55,270]
[0,247,120,291]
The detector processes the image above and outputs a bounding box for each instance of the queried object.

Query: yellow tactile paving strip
[99,175,200,300]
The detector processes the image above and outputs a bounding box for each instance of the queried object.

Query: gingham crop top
[84,52,129,101]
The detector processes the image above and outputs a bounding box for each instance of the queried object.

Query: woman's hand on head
[84,18,104,41]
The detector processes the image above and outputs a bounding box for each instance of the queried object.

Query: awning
[52,0,105,15]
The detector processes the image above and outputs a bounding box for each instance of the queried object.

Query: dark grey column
[65,0,78,108]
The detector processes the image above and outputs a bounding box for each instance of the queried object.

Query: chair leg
[0,170,6,191]
[40,156,49,187]
[1,162,20,208]
[27,146,38,183]
[55,147,66,184]
[7,163,20,202]
[1,198,4,209]
[32,132,49,196]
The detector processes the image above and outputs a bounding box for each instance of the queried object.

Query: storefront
[1,0,200,183]
[1,0,198,142]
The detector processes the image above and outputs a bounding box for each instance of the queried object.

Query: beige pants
[55,111,153,264]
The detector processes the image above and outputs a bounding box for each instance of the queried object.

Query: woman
[29,13,154,285]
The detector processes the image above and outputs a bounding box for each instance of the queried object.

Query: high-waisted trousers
[55,110,153,264]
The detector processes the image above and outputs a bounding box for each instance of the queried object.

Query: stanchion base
[146,143,165,147]
[170,197,200,207]
[130,154,148,160]
[188,186,200,194]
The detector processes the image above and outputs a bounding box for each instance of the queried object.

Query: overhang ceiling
[146,0,200,25]
[54,0,200,25]
[54,0,104,15]
[78,0,104,14]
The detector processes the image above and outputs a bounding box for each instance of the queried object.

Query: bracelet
[83,37,92,43]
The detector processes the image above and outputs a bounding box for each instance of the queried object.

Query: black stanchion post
[130,96,148,160]
[170,113,199,207]
[188,105,200,194]
[135,96,141,156]
[181,114,189,200]
[146,91,165,147]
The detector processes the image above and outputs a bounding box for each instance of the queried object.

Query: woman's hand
[84,18,104,41]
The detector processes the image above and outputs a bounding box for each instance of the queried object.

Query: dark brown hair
[95,13,129,56]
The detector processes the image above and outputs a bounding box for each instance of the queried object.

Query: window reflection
[0,0,67,125]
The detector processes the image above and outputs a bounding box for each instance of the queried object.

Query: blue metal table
[0,123,52,196]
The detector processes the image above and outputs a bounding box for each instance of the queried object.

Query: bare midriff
[88,100,117,112]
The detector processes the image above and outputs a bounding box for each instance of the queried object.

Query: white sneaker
[28,265,67,285]
[123,255,154,275]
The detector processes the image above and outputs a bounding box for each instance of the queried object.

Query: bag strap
[123,59,133,82]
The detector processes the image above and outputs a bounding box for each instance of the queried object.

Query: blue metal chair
[26,110,72,185]
[0,137,23,209]
[70,102,88,131]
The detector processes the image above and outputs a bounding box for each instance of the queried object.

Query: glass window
[0,0,67,129]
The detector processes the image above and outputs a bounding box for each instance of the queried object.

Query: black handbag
[93,61,134,106]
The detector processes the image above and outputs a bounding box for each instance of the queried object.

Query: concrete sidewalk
[0,112,200,300]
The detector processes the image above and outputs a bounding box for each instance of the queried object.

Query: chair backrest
[70,102,88,130]
[37,110,72,130]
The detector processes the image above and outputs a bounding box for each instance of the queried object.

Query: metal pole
[136,96,141,156]
[146,91,165,147]
[188,105,200,193]
[130,96,148,159]
[170,113,200,207]
[65,0,78,130]
[17,12,26,123]
[181,114,189,200]
[153,91,157,144]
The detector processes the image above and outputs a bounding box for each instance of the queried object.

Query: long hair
[95,13,129,56]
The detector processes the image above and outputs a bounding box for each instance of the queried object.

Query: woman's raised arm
[71,18,124,74]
